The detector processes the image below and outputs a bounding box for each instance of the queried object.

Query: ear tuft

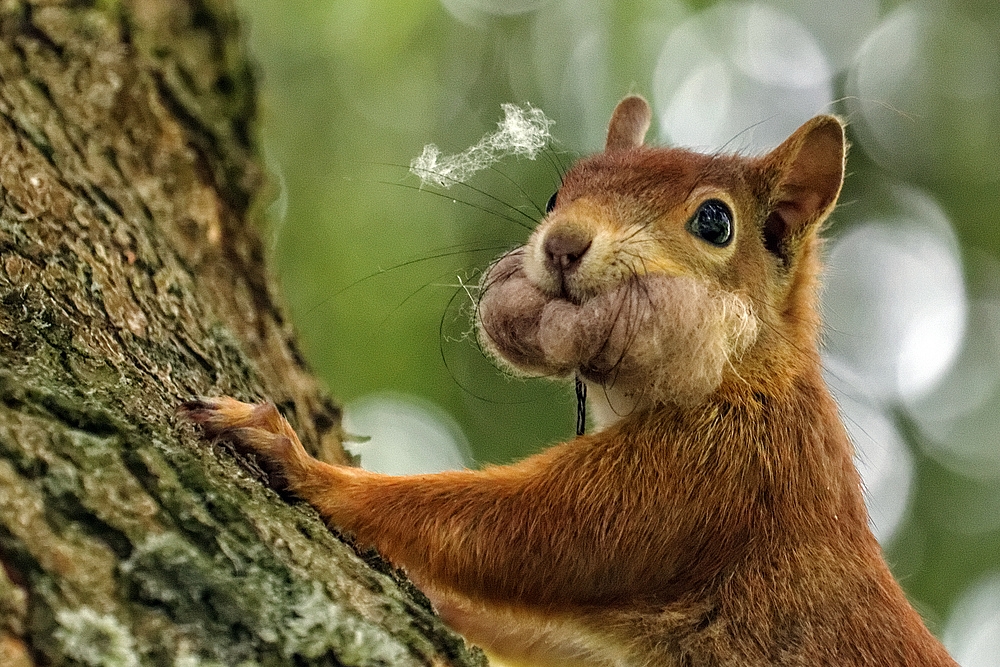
[605,96,652,152]
[763,115,846,264]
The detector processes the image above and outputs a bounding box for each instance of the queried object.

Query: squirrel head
[477,96,845,412]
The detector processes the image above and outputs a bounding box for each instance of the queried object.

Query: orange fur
[183,97,957,666]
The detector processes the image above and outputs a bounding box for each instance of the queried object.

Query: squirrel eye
[545,191,558,213]
[688,199,733,247]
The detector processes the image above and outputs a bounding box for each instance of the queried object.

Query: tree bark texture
[0,1,483,665]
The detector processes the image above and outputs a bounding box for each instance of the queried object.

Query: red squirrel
[184,96,958,666]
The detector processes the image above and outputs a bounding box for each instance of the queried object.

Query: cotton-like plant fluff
[410,103,554,188]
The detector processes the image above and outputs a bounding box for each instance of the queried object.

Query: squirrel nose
[543,226,592,275]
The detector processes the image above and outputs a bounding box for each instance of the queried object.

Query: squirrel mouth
[476,249,647,378]
[476,247,760,404]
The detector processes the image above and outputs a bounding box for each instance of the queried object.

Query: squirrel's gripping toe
[181,397,294,437]
[180,396,260,436]
[180,397,314,486]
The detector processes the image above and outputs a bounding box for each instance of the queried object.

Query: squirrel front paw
[180,397,314,488]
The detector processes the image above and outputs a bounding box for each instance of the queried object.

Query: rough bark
[0,1,483,665]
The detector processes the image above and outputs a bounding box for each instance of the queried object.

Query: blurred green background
[237,0,1000,661]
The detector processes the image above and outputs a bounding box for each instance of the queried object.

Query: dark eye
[687,199,733,247]
[545,191,558,213]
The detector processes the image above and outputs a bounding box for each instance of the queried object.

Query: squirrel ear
[762,115,846,264]
[605,96,652,152]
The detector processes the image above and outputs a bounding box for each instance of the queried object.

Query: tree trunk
[0,1,483,665]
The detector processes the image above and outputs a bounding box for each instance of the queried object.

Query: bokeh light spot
[732,4,829,89]
[847,3,1000,183]
[441,0,548,26]
[343,393,471,475]
[945,574,1000,667]
[767,0,878,71]
[823,185,966,402]
[653,1,832,152]
[831,390,913,545]
[909,297,1000,480]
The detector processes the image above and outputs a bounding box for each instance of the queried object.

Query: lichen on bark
[0,1,483,665]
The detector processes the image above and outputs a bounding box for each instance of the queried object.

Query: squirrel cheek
[537,284,638,373]
[536,300,608,370]
[642,279,760,402]
[476,269,551,373]
[574,276,760,404]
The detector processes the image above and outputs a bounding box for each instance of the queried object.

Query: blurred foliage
[238,0,1000,646]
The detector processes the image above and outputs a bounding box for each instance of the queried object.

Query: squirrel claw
[181,397,248,435]
[180,397,311,487]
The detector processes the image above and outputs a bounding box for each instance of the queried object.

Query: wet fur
[183,97,957,666]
